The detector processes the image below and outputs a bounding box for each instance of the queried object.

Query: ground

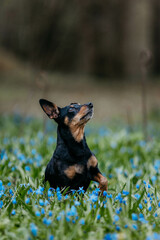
[0,48,160,123]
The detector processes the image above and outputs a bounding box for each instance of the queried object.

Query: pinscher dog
[39,99,108,193]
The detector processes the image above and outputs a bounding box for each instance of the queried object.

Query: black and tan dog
[39,99,108,193]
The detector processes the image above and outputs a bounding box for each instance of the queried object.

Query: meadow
[0,115,160,240]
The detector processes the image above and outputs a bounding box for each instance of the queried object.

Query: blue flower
[132,213,138,221]
[107,194,112,199]
[104,233,118,240]
[48,190,52,197]
[31,149,36,155]
[35,211,41,217]
[30,223,38,237]
[0,201,3,208]
[153,233,160,239]
[71,189,76,194]
[25,166,31,171]
[158,202,160,207]
[114,215,119,222]
[79,219,85,225]
[66,216,70,222]
[144,199,147,204]
[134,194,140,200]
[18,154,26,162]
[57,216,61,221]
[136,184,140,189]
[70,206,77,216]
[132,224,138,230]
[56,189,62,201]
[12,198,17,204]
[30,139,35,146]
[41,208,45,214]
[28,188,33,193]
[48,211,52,217]
[97,214,101,220]
[25,198,30,204]
[11,209,16,215]
[64,195,69,200]
[135,170,142,177]
[49,235,54,240]
[122,190,129,196]
[35,187,43,195]
[103,191,107,196]
[116,225,120,231]
[115,209,120,215]
[148,206,152,212]
[74,201,80,206]
[9,189,13,195]
[139,218,148,224]
[139,203,143,209]
[90,194,98,203]
[43,217,52,226]
[151,176,157,185]
[48,137,56,145]
[78,187,84,194]
[39,199,44,206]
[139,213,144,218]
[11,167,16,171]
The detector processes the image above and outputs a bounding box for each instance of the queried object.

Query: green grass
[0,115,160,240]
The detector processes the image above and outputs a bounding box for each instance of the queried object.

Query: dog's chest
[63,154,98,180]
[64,164,84,179]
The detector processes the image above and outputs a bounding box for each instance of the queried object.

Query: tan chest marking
[70,125,84,142]
[64,116,84,142]
[87,155,98,169]
[64,164,84,179]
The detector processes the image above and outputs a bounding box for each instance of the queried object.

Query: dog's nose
[88,102,93,108]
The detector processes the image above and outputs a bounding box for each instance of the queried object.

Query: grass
[0,115,160,240]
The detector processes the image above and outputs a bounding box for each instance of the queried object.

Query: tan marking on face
[64,116,69,125]
[74,105,88,122]
[87,155,98,168]
[70,105,74,107]
[68,105,89,142]
[94,173,108,192]
[64,164,84,179]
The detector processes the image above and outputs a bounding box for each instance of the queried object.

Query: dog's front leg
[93,172,108,193]
[87,155,108,193]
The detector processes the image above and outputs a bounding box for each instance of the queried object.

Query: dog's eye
[68,107,75,112]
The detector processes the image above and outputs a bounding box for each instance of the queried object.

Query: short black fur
[39,99,108,192]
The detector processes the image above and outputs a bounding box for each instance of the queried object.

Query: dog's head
[39,99,94,142]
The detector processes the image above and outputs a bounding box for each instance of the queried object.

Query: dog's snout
[88,102,93,108]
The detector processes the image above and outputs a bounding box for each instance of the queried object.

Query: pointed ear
[39,99,60,119]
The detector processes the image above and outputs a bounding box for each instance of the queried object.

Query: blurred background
[0,0,160,123]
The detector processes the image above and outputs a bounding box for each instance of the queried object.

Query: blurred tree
[153,0,160,75]
[0,0,156,78]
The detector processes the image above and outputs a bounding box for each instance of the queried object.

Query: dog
[39,99,108,193]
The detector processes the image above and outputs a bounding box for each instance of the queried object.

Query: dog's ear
[39,99,60,119]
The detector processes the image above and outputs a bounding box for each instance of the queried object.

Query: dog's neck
[56,125,91,159]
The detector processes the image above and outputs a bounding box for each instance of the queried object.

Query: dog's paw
[99,177,108,194]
